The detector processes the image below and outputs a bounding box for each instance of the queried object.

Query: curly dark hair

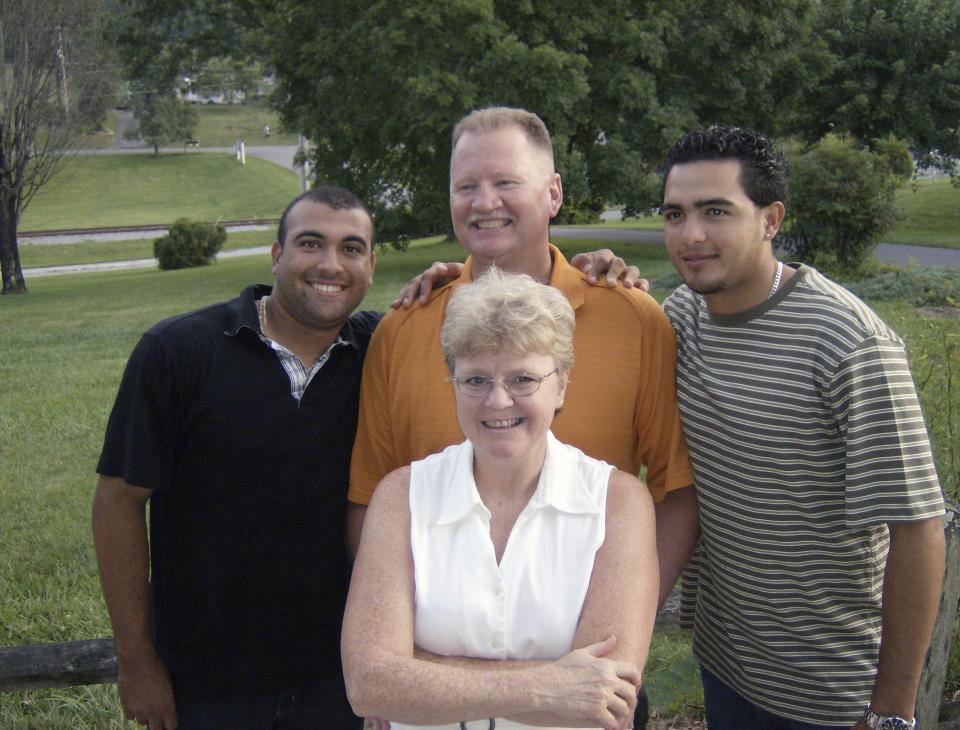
[276,185,374,249]
[658,126,788,208]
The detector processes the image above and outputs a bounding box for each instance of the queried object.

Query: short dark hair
[276,185,374,248]
[658,126,788,208]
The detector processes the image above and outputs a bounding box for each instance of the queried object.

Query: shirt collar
[435,440,483,525]
[435,432,604,525]
[225,284,270,336]
[224,283,363,349]
[530,432,605,514]
[458,244,585,312]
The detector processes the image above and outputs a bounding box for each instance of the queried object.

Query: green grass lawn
[887,177,960,249]
[190,103,299,147]
[19,153,298,232]
[75,103,296,151]
[2,237,957,726]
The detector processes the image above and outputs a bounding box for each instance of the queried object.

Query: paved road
[24,227,960,278]
[25,246,275,278]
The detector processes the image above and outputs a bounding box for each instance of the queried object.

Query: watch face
[880,720,910,730]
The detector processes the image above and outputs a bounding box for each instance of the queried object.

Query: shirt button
[491,639,503,650]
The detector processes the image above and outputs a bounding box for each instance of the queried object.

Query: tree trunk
[0,199,27,295]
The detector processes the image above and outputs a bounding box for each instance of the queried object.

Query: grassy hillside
[887,177,960,249]
[20,153,298,231]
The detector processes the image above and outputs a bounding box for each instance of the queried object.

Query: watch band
[863,707,916,730]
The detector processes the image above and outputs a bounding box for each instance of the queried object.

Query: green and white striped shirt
[664,264,943,725]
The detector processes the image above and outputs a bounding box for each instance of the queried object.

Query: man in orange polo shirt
[348,106,697,617]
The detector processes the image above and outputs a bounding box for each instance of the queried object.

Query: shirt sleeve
[348,316,399,505]
[632,295,695,501]
[831,335,944,525]
[97,333,181,493]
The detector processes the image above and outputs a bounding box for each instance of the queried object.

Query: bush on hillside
[780,134,902,271]
[154,219,226,270]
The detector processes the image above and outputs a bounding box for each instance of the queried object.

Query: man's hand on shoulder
[117,650,178,729]
[570,249,648,291]
[391,261,465,309]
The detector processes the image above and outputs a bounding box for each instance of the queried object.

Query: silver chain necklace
[768,260,784,298]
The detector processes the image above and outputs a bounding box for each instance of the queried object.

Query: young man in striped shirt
[659,126,945,730]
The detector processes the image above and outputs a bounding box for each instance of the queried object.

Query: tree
[262,0,829,242]
[111,0,831,239]
[803,0,960,172]
[111,0,258,153]
[125,83,199,155]
[111,0,267,91]
[0,0,115,294]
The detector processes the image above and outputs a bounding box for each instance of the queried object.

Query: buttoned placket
[258,332,347,402]
[473,497,543,658]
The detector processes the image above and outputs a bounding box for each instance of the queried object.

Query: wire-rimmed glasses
[446,369,558,398]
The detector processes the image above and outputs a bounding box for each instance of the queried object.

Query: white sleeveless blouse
[394,432,612,730]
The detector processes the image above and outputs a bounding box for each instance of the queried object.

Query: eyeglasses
[447,369,559,398]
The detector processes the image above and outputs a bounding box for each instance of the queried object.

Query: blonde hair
[451,107,555,169]
[441,268,574,373]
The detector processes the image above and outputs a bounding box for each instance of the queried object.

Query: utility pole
[298,134,311,193]
[55,25,69,116]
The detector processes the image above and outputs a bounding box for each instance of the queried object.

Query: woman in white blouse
[342,269,658,730]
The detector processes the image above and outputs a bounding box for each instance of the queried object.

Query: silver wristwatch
[863,707,916,730]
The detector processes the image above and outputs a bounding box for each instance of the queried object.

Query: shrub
[780,134,900,270]
[153,218,226,270]
[871,134,914,183]
[842,267,960,308]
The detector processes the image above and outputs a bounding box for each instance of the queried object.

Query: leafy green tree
[805,0,960,172]
[110,0,268,89]
[126,85,199,155]
[262,0,828,242]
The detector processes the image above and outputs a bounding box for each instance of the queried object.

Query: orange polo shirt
[349,245,693,504]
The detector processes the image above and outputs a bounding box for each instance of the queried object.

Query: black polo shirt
[98,284,382,701]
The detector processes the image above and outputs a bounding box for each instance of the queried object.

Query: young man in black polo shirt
[93,186,379,729]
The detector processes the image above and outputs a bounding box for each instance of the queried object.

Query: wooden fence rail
[0,639,116,692]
